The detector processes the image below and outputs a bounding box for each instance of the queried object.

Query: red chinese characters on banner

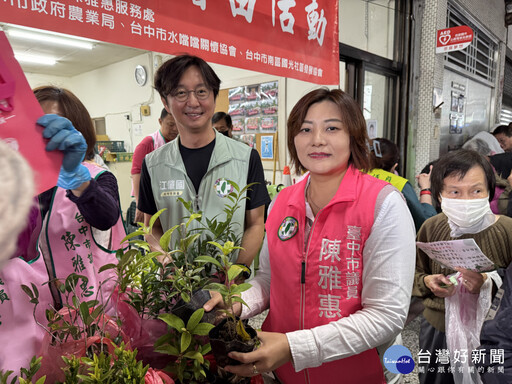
[0,0,339,85]
[436,26,473,54]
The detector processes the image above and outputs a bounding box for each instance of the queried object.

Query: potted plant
[196,241,258,368]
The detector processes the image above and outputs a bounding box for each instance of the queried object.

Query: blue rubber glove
[57,164,91,190]
[37,114,88,172]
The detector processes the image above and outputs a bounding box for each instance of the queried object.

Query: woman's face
[441,165,489,200]
[293,100,351,177]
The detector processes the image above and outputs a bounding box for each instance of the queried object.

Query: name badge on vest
[215,178,233,198]
[278,216,298,241]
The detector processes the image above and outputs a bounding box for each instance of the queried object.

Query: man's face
[495,133,512,152]
[159,114,178,142]
[162,65,215,135]
[213,118,232,138]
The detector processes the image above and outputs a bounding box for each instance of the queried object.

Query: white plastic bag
[445,272,501,384]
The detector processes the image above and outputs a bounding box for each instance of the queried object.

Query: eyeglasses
[172,87,211,102]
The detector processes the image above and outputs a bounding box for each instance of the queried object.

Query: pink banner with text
[1,0,339,85]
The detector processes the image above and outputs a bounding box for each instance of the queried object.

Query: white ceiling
[1,23,147,77]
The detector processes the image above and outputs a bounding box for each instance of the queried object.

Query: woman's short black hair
[430,149,495,209]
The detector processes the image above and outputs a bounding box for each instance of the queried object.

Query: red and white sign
[436,25,473,54]
[0,0,339,85]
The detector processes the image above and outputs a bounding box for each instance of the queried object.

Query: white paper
[416,239,496,272]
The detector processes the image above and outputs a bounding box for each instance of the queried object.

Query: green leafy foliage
[60,342,148,384]
[155,309,214,383]
[201,241,252,341]
[0,356,45,384]
[21,273,121,349]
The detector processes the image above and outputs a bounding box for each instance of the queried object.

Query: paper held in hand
[416,239,497,272]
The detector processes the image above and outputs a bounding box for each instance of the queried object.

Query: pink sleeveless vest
[264,166,387,384]
[0,256,53,372]
[36,162,125,311]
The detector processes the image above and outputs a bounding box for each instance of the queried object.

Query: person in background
[212,111,233,138]
[493,124,512,152]
[206,88,416,383]
[31,86,125,306]
[131,108,178,224]
[413,149,512,384]
[463,134,512,217]
[369,137,437,232]
[138,54,270,271]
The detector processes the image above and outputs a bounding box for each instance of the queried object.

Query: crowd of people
[2,53,512,383]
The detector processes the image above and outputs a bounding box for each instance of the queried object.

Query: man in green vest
[138,55,270,272]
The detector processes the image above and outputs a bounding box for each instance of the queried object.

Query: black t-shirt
[179,139,215,193]
[138,140,270,215]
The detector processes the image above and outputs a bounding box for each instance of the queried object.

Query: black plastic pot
[209,318,258,368]
[171,289,217,324]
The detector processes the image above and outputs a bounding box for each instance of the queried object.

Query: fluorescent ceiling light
[15,53,57,66]
[8,29,94,50]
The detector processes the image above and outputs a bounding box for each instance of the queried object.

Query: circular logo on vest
[383,345,415,374]
[277,216,298,241]
[214,178,234,198]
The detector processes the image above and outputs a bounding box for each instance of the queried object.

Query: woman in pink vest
[31,86,125,310]
[1,87,125,373]
[205,89,417,383]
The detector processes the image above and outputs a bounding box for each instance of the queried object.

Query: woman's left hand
[224,331,292,377]
[455,268,486,294]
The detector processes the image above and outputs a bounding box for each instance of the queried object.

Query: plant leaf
[98,263,117,273]
[227,264,244,282]
[194,255,222,269]
[186,308,204,331]
[236,319,252,341]
[158,313,185,331]
[192,323,215,336]
[180,332,192,353]
[149,208,166,230]
[160,224,179,252]
[183,351,204,363]
[154,345,180,356]
[231,283,252,294]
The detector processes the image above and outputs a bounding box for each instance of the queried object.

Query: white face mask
[441,197,492,229]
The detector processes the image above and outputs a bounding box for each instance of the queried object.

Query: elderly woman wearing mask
[413,149,512,384]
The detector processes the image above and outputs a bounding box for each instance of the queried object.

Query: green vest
[368,168,408,192]
[145,130,252,257]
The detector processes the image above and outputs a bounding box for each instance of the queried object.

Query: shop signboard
[0,0,339,85]
[436,25,473,54]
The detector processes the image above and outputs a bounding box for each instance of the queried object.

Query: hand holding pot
[224,331,292,377]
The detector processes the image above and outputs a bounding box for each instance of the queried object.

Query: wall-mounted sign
[436,26,473,54]
[1,0,339,85]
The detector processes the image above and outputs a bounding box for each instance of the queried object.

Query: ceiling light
[14,53,57,65]
[8,29,94,50]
